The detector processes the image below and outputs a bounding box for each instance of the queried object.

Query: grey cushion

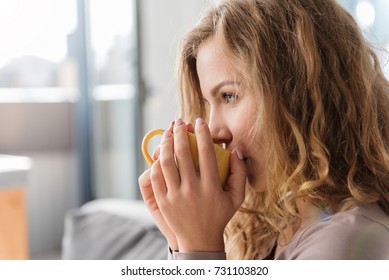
[62,200,167,260]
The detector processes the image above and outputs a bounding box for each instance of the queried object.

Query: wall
[139,0,211,136]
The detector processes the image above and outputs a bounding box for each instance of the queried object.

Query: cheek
[246,156,268,192]
[244,135,269,192]
[230,111,255,139]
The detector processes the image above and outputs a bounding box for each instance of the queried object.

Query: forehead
[196,37,240,94]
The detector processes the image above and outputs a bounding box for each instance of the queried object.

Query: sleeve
[167,246,176,260]
[276,215,389,260]
[168,247,226,260]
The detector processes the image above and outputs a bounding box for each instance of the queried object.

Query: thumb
[226,147,247,210]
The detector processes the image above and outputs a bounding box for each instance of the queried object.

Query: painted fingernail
[195,117,205,126]
[163,130,172,139]
[175,118,184,126]
[236,147,244,160]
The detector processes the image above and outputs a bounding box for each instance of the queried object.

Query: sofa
[61,198,167,260]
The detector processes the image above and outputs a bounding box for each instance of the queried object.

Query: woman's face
[196,37,267,192]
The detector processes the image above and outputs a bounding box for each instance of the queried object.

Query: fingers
[152,121,175,161]
[194,118,220,186]
[149,119,198,197]
[173,119,197,183]
[152,145,161,161]
[226,148,247,210]
[150,159,168,200]
[138,169,159,211]
[159,130,180,190]
[138,166,178,251]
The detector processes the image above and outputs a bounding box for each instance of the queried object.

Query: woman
[138,0,389,259]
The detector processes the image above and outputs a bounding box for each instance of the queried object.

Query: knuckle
[180,186,194,198]
[160,155,175,169]
[150,168,160,182]
[168,190,180,202]
[158,197,169,209]
[152,146,161,160]
[174,143,191,158]
[138,170,150,185]
[138,175,144,185]
[138,177,145,186]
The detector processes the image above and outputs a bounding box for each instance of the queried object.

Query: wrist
[177,236,225,253]
[168,241,179,252]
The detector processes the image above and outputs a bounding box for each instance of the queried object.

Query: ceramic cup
[141,129,230,186]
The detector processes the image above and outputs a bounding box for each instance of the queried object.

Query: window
[339,0,389,77]
[88,0,141,199]
[0,0,141,201]
[0,0,79,102]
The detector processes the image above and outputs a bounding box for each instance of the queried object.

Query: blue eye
[222,92,238,103]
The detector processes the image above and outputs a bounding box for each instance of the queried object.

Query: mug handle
[141,129,165,166]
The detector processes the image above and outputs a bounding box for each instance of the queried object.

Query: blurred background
[0,0,388,260]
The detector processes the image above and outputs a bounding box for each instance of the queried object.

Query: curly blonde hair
[176,0,389,259]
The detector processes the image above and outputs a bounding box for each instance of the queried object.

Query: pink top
[169,203,389,260]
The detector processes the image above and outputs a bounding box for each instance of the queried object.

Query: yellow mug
[141,129,230,187]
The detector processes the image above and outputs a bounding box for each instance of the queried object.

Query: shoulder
[276,203,389,259]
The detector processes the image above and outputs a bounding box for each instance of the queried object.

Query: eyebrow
[210,80,240,97]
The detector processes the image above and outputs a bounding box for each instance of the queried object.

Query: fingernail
[195,117,205,126]
[236,147,244,160]
[163,130,172,139]
[175,118,184,126]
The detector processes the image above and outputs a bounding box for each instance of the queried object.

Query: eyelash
[222,92,238,103]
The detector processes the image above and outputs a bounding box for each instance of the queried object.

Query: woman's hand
[138,121,195,251]
[139,168,179,250]
[151,118,247,252]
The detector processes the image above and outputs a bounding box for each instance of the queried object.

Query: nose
[208,112,232,146]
